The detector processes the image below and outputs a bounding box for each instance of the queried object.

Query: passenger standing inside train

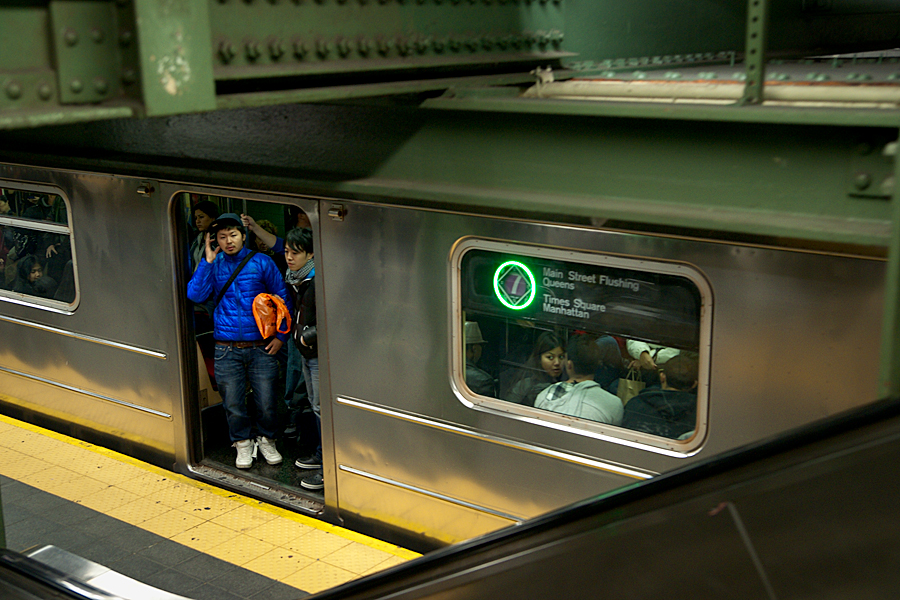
[535,335,624,425]
[189,201,220,273]
[241,213,310,439]
[282,227,324,491]
[187,213,290,469]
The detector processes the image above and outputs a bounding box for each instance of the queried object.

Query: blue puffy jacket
[187,247,291,342]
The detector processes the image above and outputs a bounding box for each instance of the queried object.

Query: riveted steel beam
[741,0,769,105]
[132,0,216,116]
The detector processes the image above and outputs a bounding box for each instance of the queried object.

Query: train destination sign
[464,249,702,349]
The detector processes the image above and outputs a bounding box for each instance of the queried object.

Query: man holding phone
[187,213,291,469]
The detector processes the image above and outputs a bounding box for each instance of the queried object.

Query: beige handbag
[617,368,646,406]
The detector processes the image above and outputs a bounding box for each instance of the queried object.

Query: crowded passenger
[11,254,57,298]
[465,321,496,397]
[594,334,626,390]
[503,331,566,407]
[186,212,291,470]
[535,335,624,425]
[621,353,699,439]
[282,227,324,491]
[250,219,288,275]
[241,211,312,442]
[189,201,220,273]
[625,339,680,386]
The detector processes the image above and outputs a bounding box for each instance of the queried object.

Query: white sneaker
[234,439,254,469]
[256,436,283,465]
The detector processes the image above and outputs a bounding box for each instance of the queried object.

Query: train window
[451,239,711,452]
[0,187,76,307]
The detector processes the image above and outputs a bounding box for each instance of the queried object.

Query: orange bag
[252,294,292,339]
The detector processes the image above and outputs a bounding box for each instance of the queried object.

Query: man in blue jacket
[187,213,291,469]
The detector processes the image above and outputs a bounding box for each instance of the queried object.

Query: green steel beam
[423,92,900,128]
[740,0,768,105]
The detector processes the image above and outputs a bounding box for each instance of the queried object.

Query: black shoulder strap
[213,250,257,309]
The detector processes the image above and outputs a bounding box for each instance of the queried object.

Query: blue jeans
[301,356,322,460]
[215,344,279,442]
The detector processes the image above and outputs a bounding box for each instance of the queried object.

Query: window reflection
[460,247,703,442]
[0,188,75,304]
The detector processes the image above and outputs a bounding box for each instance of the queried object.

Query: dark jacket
[621,388,697,439]
[286,270,316,359]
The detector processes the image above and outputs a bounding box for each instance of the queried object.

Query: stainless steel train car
[0,157,886,548]
[1,0,899,552]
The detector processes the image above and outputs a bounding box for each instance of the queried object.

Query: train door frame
[164,182,337,521]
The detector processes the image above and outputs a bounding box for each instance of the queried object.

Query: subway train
[1,0,899,551]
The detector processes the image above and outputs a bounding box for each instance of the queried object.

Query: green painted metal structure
[1,0,900,393]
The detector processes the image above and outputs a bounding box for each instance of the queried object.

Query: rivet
[119,30,134,47]
[337,37,351,57]
[414,36,430,54]
[122,68,137,84]
[396,36,411,56]
[94,77,109,94]
[357,37,371,56]
[293,39,308,58]
[433,38,445,52]
[854,172,872,191]
[63,28,79,46]
[376,37,392,55]
[316,38,332,57]
[465,37,479,52]
[245,40,261,60]
[448,37,461,52]
[5,82,22,100]
[269,38,285,59]
[496,36,508,50]
[37,83,53,100]
[91,27,104,43]
[219,40,236,62]
[481,36,494,50]
[70,79,83,93]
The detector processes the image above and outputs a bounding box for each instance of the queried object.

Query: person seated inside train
[465,321,496,397]
[11,254,57,299]
[502,331,566,407]
[187,212,291,471]
[621,353,699,439]
[189,200,220,273]
[535,335,624,425]
[283,227,325,492]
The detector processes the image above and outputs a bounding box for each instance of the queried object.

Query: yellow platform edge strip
[0,412,420,560]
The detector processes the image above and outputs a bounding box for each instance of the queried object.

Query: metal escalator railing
[311,397,900,600]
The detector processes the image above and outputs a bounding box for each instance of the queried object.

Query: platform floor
[0,415,419,598]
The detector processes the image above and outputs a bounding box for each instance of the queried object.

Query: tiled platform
[0,415,419,598]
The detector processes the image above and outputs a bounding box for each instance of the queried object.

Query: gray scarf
[285,258,314,287]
